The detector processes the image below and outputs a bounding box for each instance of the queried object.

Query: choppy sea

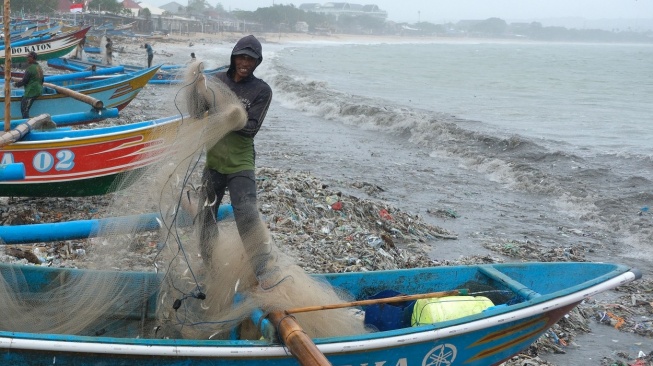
[252,39,653,256]
[270,41,653,157]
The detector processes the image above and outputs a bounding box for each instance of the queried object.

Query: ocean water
[269,41,653,158]
[250,40,653,270]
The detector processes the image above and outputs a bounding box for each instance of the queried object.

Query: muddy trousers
[20,96,38,119]
[147,54,153,68]
[198,169,269,274]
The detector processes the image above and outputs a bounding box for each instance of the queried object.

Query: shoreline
[151,31,653,47]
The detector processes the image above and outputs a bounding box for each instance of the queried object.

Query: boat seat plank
[478,266,541,300]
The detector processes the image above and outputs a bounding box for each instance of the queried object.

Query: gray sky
[174,0,653,24]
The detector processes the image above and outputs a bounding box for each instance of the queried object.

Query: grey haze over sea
[246,40,653,275]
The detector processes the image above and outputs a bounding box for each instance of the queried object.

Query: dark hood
[230,35,263,69]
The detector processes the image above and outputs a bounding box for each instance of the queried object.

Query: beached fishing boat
[48,56,228,84]
[0,261,640,365]
[0,114,182,197]
[7,65,159,120]
[6,24,61,42]
[9,65,126,87]
[0,26,89,63]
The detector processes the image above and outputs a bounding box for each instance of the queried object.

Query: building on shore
[299,3,387,21]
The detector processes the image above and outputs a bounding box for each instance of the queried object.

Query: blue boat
[0,261,640,365]
[48,56,228,85]
[83,45,101,54]
[9,66,126,87]
[7,65,160,120]
[0,114,183,197]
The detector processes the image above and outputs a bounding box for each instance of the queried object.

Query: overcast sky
[169,0,653,24]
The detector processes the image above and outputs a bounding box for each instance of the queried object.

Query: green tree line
[8,1,652,43]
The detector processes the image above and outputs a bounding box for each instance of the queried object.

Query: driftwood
[4,247,40,264]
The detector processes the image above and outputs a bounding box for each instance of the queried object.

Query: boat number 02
[0,151,75,173]
[33,150,76,172]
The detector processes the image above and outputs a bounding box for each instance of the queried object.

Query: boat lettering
[1,153,15,165]
[11,43,53,55]
[33,150,76,173]
[337,359,405,366]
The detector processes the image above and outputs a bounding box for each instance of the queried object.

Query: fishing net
[0,60,368,340]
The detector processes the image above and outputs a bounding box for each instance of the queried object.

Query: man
[144,43,154,68]
[104,37,113,65]
[198,35,273,279]
[74,36,86,60]
[14,51,44,119]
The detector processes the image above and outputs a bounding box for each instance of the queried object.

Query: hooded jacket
[206,35,273,174]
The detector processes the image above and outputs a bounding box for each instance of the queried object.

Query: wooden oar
[268,311,332,366]
[0,114,54,147]
[11,77,104,110]
[286,289,468,315]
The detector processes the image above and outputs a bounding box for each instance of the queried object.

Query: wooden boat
[0,26,90,63]
[0,261,640,365]
[83,45,101,54]
[7,65,159,120]
[8,24,61,41]
[48,57,228,85]
[114,21,137,31]
[0,114,181,197]
[9,65,127,87]
[2,32,52,49]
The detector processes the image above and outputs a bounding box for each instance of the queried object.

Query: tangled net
[0,60,368,340]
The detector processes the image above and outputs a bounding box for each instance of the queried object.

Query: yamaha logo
[423,344,457,366]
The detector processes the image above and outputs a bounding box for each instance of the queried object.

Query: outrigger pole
[4,0,11,131]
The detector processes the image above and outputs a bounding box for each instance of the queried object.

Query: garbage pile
[0,167,651,365]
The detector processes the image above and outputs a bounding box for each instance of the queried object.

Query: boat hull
[48,57,227,85]
[1,27,90,63]
[7,66,159,120]
[0,115,182,197]
[0,262,640,365]
[0,304,576,366]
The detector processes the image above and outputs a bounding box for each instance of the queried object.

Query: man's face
[233,54,257,82]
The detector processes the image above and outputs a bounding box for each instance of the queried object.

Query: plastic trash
[364,290,415,331]
[411,296,494,326]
